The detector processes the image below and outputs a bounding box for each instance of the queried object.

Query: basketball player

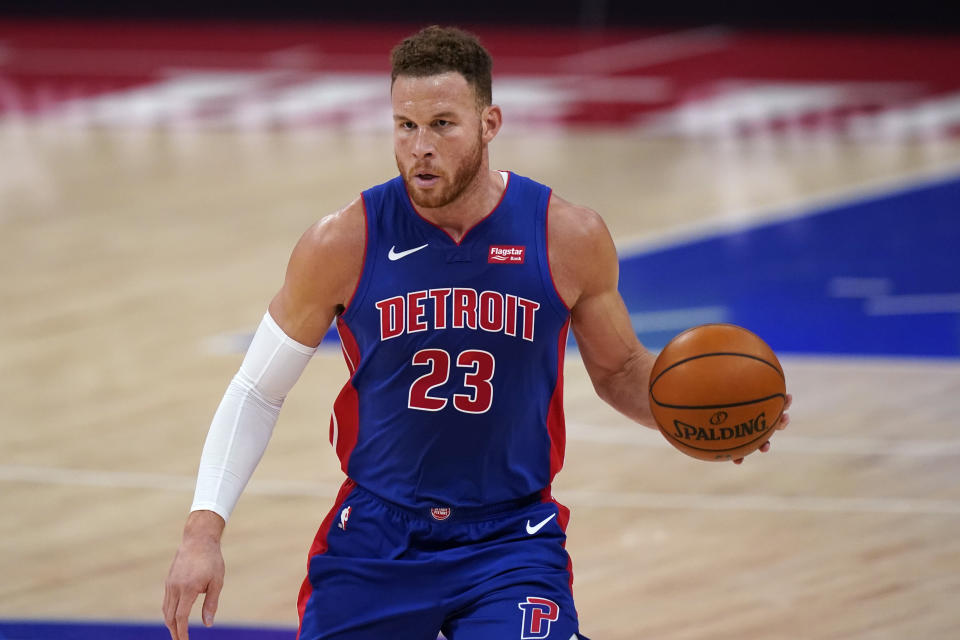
[163,26,791,640]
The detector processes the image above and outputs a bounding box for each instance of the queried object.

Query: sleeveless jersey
[329,172,570,510]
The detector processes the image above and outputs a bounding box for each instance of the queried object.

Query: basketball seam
[650,392,786,410]
[649,351,784,394]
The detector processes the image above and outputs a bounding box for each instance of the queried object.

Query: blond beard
[399,131,484,209]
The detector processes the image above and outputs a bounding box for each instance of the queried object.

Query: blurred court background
[2,1,959,638]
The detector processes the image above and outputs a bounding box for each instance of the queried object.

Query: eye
[434,119,451,128]
[399,121,416,130]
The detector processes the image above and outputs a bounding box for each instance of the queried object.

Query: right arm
[162,199,365,640]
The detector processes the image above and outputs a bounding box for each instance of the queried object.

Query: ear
[480,104,502,144]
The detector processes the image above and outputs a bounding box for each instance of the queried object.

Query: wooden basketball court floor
[2,117,960,639]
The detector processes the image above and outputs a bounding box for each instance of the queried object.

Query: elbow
[591,376,617,407]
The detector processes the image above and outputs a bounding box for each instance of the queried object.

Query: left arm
[547,195,658,428]
[547,194,791,455]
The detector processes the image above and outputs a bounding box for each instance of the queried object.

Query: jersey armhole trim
[339,193,374,321]
[541,189,573,316]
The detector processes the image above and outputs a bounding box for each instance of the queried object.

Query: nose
[412,128,435,158]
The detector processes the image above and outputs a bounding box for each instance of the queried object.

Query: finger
[760,441,771,453]
[784,393,793,411]
[175,589,199,640]
[202,580,222,627]
[778,412,790,430]
[162,584,179,640]
[733,457,743,464]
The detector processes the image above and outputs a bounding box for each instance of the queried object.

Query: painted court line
[865,293,960,315]
[629,305,730,332]
[565,422,960,457]
[2,464,958,516]
[560,490,960,516]
[0,464,325,496]
[615,160,960,256]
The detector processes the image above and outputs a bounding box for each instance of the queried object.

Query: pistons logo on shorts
[518,596,560,639]
[430,507,452,521]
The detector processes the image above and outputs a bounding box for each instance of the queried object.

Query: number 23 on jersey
[408,348,496,414]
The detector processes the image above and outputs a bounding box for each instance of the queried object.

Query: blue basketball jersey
[329,172,570,510]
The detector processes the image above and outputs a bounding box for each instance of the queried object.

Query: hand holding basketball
[648,324,790,463]
[735,393,791,463]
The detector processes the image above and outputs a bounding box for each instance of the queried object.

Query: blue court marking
[0,621,456,639]
[0,621,295,639]
[618,173,960,357]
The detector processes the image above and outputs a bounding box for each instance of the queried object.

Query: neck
[412,167,505,243]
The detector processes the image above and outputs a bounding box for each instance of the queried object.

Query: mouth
[412,172,440,188]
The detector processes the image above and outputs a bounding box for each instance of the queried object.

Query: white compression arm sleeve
[191,312,316,522]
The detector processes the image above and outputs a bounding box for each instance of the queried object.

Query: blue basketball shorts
[296,479,591,640]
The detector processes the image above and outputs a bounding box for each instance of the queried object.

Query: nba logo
[338,506,351,530]
[518,596,560,639]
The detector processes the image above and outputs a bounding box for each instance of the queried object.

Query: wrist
[183,509,226,544]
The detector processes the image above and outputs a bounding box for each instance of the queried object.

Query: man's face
[392,72,485,209]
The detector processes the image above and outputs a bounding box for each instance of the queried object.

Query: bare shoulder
[269,197,366,345]
[548,193,609,246]
[547,193,618,309]
[296,197,366,265]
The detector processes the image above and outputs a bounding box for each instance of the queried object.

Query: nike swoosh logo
[388,243,429,261]
[525,512,557,535]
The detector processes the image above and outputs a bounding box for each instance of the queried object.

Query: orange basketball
[648,324,786,461]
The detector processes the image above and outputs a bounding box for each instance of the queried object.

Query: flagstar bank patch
[488,245,525,264]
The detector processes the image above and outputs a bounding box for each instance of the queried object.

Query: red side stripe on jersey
[540,487,575,594]
[332,318,361,474]
[337,316,362,375]
[545,318,571,481]
[296,477,357,639]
